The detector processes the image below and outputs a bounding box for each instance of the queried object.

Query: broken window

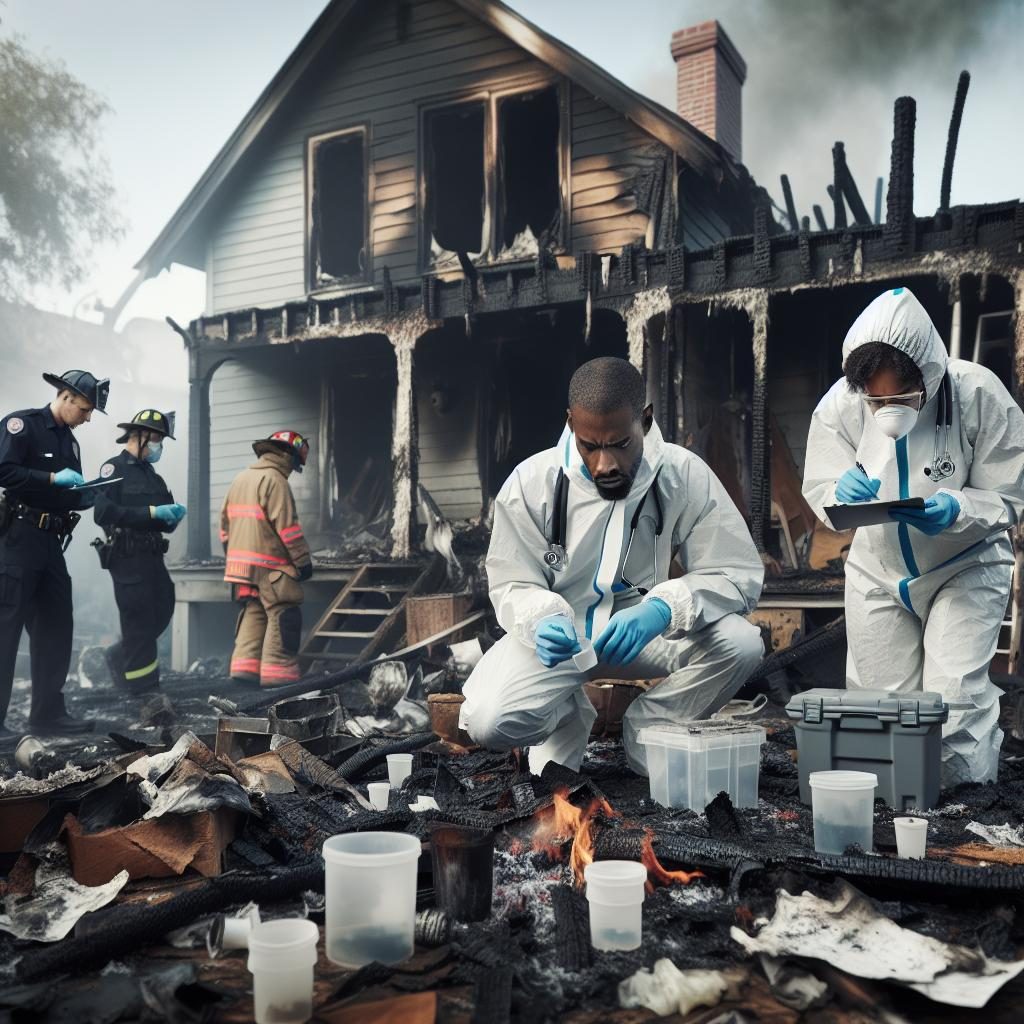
[424,103,486,258]
[497,86,561,254]
[310,128,366,284]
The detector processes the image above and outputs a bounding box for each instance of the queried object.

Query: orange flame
[530,788,702,891]
[640,829,704,894]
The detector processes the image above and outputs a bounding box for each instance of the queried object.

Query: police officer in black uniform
[94,409,186,691]
[0,370,109,738]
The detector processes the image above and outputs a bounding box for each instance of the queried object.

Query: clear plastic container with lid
[637,721,766,812]
[809,770,878,855]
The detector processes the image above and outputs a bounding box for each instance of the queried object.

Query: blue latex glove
[53,468,86,488]
[889,493,960,535]
[593,598,671,667]
[534,618,581,668]
[835,467,881,503]
[152,503,186,525]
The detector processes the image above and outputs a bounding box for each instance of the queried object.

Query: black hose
[16,859,325,982]
[335,731,436,781]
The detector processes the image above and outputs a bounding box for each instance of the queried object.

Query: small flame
[640,829,704,894]
[532,787,618,884]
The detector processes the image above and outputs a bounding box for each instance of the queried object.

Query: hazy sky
[4,0,1022,329]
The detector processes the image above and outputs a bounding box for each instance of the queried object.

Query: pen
[856,461,868,477]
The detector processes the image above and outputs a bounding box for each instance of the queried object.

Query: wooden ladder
[299,561,440,670]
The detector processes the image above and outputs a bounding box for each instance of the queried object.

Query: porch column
[187,349,213,561]
[624,287,672,375]
[748,291,771,554]
[388,312,434,559]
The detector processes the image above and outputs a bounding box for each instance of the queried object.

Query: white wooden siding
[206,0,686,314]
[208,359,322,550]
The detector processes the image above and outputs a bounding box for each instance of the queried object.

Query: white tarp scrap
[0,846,128,942]
[965,822,1024,847]
[730,884,1024,1008]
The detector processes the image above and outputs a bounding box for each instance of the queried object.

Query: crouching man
[460,357,764,775]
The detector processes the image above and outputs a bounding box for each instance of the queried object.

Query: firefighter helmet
[253,429,310,472]
[115,409,176,444]
[43,369,110,414]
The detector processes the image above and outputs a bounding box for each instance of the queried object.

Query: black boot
[28,712,94,735]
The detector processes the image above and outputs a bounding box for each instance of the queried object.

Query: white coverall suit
[460,421,765,775]
[803,287,1024,786]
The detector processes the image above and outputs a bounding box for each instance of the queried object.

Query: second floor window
[309,126,367,286]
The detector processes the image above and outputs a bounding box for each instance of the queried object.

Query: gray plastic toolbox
[784,688,949,811]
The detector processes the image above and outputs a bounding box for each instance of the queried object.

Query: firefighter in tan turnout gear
[221,430,313,686]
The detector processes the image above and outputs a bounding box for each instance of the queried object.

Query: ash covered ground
[3,669,1024,1021]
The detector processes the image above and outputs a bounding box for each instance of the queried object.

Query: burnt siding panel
[209,0,553,314]
[208,359,321,550]
[568,83,673,254]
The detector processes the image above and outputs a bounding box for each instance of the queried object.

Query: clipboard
[825,497,925,530]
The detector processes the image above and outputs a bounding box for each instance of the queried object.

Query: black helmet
[115,409,176,445]
[43,369,110,414]
[252,429,310,472]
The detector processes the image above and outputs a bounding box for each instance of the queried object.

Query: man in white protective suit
[803,286,1024,787]
[459,356,765,775]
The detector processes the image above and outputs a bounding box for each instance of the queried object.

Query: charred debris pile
[3,626,1024,1021]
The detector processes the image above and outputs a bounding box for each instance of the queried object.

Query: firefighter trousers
[106,552,176,690]
[0,521,74,724]
[231,570,304,686]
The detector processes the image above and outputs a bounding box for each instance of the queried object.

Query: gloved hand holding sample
[835,466,880,503]
[594,599,671,666]
[889,492,960,535]
[534,616,580,667]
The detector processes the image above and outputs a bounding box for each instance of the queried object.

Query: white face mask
[873,405,919,440]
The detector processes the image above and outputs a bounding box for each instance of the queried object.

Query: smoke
[649,0,1023,225]
[510,0,1024,227]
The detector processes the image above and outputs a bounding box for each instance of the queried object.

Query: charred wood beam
[885,96,917,257]
[812,204,828,232]
[874,177,884,225]
[17,859,325,981]
[940,71,971,213]
[833,142,872,226]
[830,152,848,230]
[749,295,770,552]
[185,349,213,561]
[780,174,799,233]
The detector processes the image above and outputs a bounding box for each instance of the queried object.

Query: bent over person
[460,357,764,775]
[221,430,312,686]
[94,409,186,690]
[803,287,1024,786]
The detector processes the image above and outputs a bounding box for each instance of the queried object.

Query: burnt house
[138,0,761,665]
[137,1,1024,671]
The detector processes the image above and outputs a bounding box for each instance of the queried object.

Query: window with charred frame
[496,86,561,253]
[309,127,367,286]
[424,103,486,257]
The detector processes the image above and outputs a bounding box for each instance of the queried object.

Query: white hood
[842,287,947,401]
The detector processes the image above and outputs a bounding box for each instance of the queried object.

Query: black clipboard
[825,497,925,530]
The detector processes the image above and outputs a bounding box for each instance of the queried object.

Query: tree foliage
[0,36,123,299]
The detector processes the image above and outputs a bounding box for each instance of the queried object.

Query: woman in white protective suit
[459,357,764,776]
[803,286,1024,787]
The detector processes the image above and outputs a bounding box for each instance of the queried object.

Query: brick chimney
[671,20,747,163]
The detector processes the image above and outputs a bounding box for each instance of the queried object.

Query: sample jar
[809,770,878,855]
[322,832,422,968]
[386,753,414,788]
[583,860,647,952]
[367,782,391,811]
[893,816,928,859]
[429,824,494,922]
[247,918,319,1024]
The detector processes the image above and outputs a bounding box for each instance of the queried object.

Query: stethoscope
[544,468,665,594]
[924,371,956,482]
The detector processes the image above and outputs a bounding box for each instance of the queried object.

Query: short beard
[594,452,643,501]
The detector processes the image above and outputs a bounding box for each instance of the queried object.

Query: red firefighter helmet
[252,430,310,471]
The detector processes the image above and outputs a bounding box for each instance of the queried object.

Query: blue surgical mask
[144,441,163,464]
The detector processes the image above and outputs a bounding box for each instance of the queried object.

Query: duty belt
[111,528,169,555]
[13,502,77,535]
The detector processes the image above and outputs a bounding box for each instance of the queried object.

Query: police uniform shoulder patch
[7,417,24,434]
[100,462,115,478]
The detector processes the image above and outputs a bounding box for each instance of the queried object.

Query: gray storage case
[785,688,949,811]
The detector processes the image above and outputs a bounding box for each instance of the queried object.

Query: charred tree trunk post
[884,96,916,258]
[834,142,872,226]
[831,146,848,230]
[1012,271,1024,675]
[940,71,971,214]
[672,306,686,446]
